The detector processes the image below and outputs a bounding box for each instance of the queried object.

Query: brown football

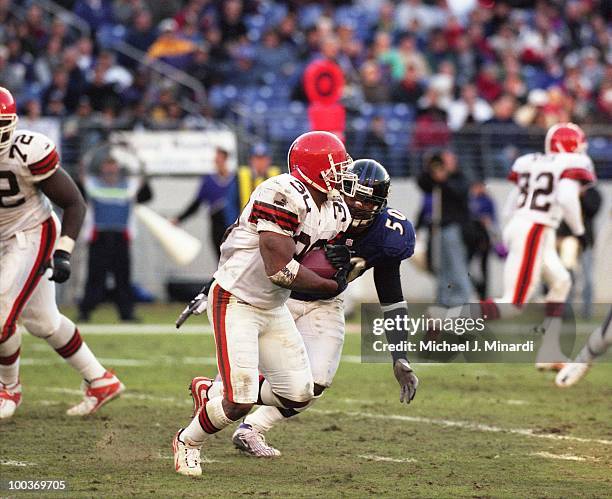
[300,248,336,279]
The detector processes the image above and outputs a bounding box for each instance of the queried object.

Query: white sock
[45,317,106,381]
[537,317,565,362]
[258,380,285,407]
[244,406,285,433]
[208,380,223,399]
[181,396,236,446]
[0,331,21,386]
[576,324,612,363]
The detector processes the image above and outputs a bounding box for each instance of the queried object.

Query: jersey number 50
[385,209,406,234]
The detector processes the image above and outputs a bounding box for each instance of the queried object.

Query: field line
[45,387,191,405]
[530,451,596,462]
[0,459,36,467]
[312,409,612,446]
[358,454,417,463]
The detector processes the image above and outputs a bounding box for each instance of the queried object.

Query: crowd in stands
[1,0,610,175]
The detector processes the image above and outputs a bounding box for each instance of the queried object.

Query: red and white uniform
[0,130,64,343]
[208,173,350,404]
[498,152,596,309]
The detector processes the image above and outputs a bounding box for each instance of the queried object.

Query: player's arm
[39,168,87,283]
[373,261,418,404]
[259,231,340,294]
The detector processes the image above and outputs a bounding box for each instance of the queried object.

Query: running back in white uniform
[206,172,350,407]
[214,173,350,309]
[497,151,596,309]
[508,152,595,229]
[0,130,59,240]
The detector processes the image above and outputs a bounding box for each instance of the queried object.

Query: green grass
[2,305,611,498]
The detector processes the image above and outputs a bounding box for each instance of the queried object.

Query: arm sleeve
[177,198,201,222]
[581,187,602,218]
[374,262,408,363]
[248,181,302,236]
[557,178,584,236]
[417,170,434,192]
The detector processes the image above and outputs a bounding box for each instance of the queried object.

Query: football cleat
[66,371,125,416]
[555,363,591,388]
[189,376,213,418]
[173,430,202,476]
[0,382,22,419]
[232,423,281,458]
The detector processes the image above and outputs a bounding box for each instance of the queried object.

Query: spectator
[43,69,80,115]
[73,0,115,32]
[146,18,197,70]
[418,150,474,306]
[476,64,503,103]
[124,9,157,55]
[237,144,280,209]
[186,46,214,91]
[396,33,430,80]
[173,147,238,258]
[85,64,121,112]
[447,83,493,131]
[412,88,450,152]
[78,157,153,322]
[359,60,390,103]
[218,0,247,46]
[255,29,295,76]
[391,64,425,106]
[363,115,389,164]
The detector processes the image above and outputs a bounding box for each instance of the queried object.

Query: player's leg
[556,306,612,387]
[238,298,344,457]
[21,273,124,415]
[175,282,264,476]
[536,229,573,369]
[0,220,56,418]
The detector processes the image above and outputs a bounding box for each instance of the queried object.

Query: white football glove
[393,359,419,404]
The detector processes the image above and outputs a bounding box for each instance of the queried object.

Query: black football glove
[49,250,71,283]
[324,244,351,270]
[332,265,350,295]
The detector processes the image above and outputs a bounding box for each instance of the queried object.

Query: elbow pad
[268,259,300,286]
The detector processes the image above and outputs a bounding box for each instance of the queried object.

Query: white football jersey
[214,173,351,309]
[0,130,60,240]
[508,152,596,228]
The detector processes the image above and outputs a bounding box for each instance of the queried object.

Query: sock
[244,406,285,433]
[45,317,106,381]
[181,396,236,446]
[537,316,565,362]
[208,380,223,399]
[0,331,21,386]
[575,322,612,363]
[245,393,322,433]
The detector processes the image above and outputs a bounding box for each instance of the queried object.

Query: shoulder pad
[15,130,59,176]
[379,208,416,260]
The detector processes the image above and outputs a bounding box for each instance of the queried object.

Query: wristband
[268,259,300,286]
[56,236,75,254]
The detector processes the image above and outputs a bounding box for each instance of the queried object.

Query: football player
[0,87,124,419]
[430,123,597,369]
[190,159,419,458]
[173,131,356,476]
[555,306,612,387]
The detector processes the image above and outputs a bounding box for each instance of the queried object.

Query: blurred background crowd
[1,0,611,177]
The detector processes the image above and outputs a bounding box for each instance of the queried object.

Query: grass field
[2,304,611,498]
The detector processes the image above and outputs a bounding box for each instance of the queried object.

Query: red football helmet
[0,87,18,155]
[287,131,355,194]
[545,123,587,154]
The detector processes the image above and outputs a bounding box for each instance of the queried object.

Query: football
[300,248,337,279]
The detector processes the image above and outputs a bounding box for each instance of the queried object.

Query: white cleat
[0,382,22,420]
[555,363,591,388]
[66,371,125,416]
[173,430,202,476]
[232,423,281,458]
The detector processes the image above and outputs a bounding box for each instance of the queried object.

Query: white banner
[109,130,238,175]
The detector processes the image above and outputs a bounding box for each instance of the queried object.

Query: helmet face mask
[0,87,17,155]
[342,159,390,228]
